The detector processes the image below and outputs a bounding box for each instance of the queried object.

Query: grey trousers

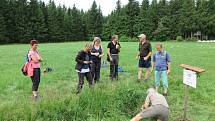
[109,54,119,79]
[139,105,169,121]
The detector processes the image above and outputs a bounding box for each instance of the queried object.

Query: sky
[42,0,145,16]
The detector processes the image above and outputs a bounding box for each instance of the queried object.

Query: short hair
[111,35,118,41]
[30,40,38,46]
[93,37,101,44]
[156,42,163,48]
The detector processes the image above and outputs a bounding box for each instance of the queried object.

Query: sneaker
[33,95,39,101]
[163,93,168,97]
[144,79,148,82]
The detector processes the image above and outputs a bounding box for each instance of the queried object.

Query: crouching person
[75,43,93,95]
[131,88,169,121]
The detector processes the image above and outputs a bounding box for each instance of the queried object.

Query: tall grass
[0,42,215,121]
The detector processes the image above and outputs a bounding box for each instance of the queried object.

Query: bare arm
[99,47,104,57]
[167,62,171,74]
[136,51,140,59]
[31,54,41,63]
[145,52,152,59]
[107,48,112,59]
[144,101,150,109]
[151,61,155,72]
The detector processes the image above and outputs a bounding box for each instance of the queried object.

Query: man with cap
[130,88,169,121]
[136,34,152,82]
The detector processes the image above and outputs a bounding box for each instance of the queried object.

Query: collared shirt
[152,51,171,71]
[139,41,152,58]
[107,41,121,54]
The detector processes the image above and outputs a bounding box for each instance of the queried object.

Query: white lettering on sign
[183,69,197,88]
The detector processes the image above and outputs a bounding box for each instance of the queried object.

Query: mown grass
[0,42,215,121]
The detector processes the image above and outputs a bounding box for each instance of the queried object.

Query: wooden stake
[183,84,189,121]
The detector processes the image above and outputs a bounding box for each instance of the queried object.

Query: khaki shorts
[139,105,169,121]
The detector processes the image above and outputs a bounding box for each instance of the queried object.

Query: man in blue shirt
[152,43,171,96]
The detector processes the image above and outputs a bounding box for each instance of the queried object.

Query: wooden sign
[179,64,205,121]
[180,64,205,73]
[183,69,197,88]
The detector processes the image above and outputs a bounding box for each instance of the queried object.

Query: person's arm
[107,48,113,61]
[144,101,150,109]
[91,52,99,56]
[75,51,85,64]
[136,51,140,60]
[144,52,152,60]
[107,43,113,61]
[136,44,140,59]
[29,51,41,63]
[141,94,150,110]
[117,43,121,50]
[99,46,104,58]
[166,53,171,74]
[151,54,156,72]
[167,62,171,74]
[144,43,152,60]
[136,51,140,59]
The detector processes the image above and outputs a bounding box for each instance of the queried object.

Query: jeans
[155,70,168,89]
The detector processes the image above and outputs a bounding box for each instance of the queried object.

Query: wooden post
[183,85,189,120]
[179,64,205,121]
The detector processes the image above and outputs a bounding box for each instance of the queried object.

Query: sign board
[183,69,197,88]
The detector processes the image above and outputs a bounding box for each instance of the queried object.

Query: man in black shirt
[136,34,152,82]
[107,35,121,80]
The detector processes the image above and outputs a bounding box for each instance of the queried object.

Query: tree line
[0,0,215,44]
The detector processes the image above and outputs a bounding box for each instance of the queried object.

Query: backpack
[21,51,30,76]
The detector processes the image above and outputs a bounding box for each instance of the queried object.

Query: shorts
[139,58,151,68]
[139,105,169,121]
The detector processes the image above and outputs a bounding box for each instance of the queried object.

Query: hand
[167,70,170,75]
[140,105,145,111]
[90,61,93,64]
[144,57,148,61]
[151,68,154,73]
[95,53,99,56]
[110,57,113,62]
[116,45,119,49]
[83,61,90,64]
[99,54,103,58]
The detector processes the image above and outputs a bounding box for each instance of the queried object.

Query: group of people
[24,33,171,120]
[75,34,171,121]
[75,35,121,94]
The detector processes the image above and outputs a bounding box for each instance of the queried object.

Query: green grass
[0,42,215,121]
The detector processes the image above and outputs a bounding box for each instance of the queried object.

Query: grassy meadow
[0,42,215,121]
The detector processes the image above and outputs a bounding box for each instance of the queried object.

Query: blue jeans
[155,70,168,89]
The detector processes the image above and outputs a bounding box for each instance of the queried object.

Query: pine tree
[47,0,59,41]
[207,0,215,39]
[146,0,159,39]
[86,1,103,39]
[13,0,28,43]
[168,0,183,39]
[0,0,7,43]
[70,5,85,41]
[137,0,151,37]
[178,0,197,39]
[125,0,140,37]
